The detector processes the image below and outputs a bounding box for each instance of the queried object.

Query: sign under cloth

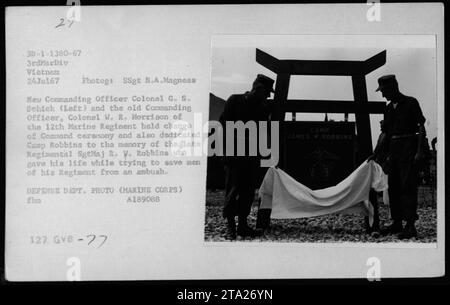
[284,121,356,190]
[258,160,388,225]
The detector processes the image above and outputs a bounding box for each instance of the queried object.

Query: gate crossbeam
[255,48,387,167]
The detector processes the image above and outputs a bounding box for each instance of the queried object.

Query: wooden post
[273,73,290,169]
[351,74,373,163]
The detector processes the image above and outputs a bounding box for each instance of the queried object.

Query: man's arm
[369,132,387,161]
[411,97,426,163]
[369,112,388,162]
[415,124,425,163]
[219,96,236,160]
[374,132,387,156]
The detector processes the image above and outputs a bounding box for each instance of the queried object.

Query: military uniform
[218,74,275,239]
[219,92,271,220]
[382,93,426,222]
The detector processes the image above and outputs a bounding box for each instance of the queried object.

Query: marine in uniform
[370,75,426,239]
[219,74,274,239]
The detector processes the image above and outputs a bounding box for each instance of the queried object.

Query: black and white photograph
[205,35,438,244]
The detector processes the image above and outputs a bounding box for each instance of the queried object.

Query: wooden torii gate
[256,48,387,168]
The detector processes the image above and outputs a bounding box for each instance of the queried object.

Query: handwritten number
[97,235,108,248]
[84,234,107,248]
[55,18,65,28]
[86,234,96,245]
[55,18,75,29]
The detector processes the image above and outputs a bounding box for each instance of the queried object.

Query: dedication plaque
[284,121,356,189]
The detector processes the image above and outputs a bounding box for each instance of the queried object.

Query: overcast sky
[210,36,437,148]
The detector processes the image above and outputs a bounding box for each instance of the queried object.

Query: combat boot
[237,217,259,238]
[398,222,418,240]
[381,221,403,235]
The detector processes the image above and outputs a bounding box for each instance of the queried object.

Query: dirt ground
[204,188,437,243]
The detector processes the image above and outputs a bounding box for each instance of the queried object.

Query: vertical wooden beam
[352,74,373,163]
[273,73,291,168]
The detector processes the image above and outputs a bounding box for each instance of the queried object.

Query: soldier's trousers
[223,161,259,220]
[387,138,420,222]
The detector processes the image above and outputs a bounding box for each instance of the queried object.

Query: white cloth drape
[258,160,388,225]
